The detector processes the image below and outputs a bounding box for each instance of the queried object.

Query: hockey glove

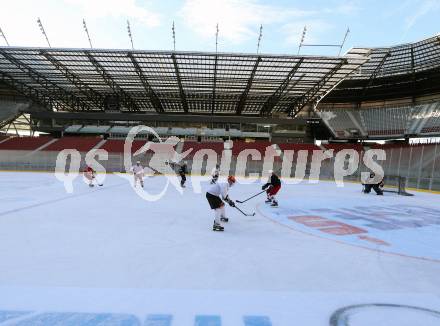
[262,183,271,190]
[225,196,235,207]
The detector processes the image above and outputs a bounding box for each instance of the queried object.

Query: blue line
[13,312,141,325]
[243,316,272,326]
[144,314,173,326]
[194,315,221,326]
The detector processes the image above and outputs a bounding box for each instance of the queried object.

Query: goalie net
[382,175,414,196]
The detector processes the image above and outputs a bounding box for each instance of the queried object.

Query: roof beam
[359,51,391,100]
[41,51,104,110]
[286,60,347,117]
[29,110,307,126]
[211,55,218,114]
[0,71,53,111]
[127,53,164,113]
[236,56,261,115]
[84,51,140,112]
[260,58,304,116]
[0,51,92,112]
[171,54,189,113]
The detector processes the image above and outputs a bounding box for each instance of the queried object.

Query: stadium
[1,2,440,325]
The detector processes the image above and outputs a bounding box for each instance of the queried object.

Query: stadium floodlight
[338,27,350,56]
[37,17,51,48]
[257,24,263,54]
[297,26,307,54]
[127,20,134,50]
[299,26,351,55]
[215,23,219,53]
[172,21,176,51]
[82,19,93,49]
[0,26,10,46]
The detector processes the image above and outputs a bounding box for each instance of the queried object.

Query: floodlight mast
[37,18,51,47]
[215,23,219,53]
[82,19,93,49]
[257,24,263,54]
[172,21,176,51]
[127,20,134,50]
[338,27,350,56]
[298,26,350,55]
[0,26,10,46]
[297,26,307,54]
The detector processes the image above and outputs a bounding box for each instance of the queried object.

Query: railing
[0,143,439,192]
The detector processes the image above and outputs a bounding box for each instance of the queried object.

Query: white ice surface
[0,172,439,325]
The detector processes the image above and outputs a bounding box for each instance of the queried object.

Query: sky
[0,0,439,55]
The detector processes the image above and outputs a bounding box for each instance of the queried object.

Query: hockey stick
[236,190,266,203]
[234,205,256,217]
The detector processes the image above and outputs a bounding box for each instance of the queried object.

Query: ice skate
[213,222,224,232]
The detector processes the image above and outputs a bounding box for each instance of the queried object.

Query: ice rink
[0,172,440,325]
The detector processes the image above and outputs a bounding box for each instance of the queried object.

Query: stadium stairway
[93,139,107,150]
[0,136,55,151]
[26,138,59,155]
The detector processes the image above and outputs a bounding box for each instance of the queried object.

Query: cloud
[178,0,315,43]
[405,0,440,31]
[65,0,161,28]
[179,0,360,47]
[0,0,161,48]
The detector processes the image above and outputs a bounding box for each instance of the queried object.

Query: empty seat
[0,136,53,150]
[44,137,101,152]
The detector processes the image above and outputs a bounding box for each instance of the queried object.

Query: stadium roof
[323,35,440,103]
[348,35,440,79]
[0,47,369,118]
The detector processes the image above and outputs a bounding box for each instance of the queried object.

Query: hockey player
[178,161,188,188]
[167,160,188,188]
[262,170,281,207]
[132,161,144,188]
[206,175,236,232]
[363,172,384,195]
[83,165,96,187]
[210,164,220,184]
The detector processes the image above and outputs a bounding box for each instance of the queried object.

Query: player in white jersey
[132,161,144,188]
[210,164,220,184]
[206,175,236,231]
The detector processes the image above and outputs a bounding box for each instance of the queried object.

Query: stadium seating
[231,141,273,156]
[43,137,102,152]
[99,139,147,153]
[182,141,225,158]
[318,102,440,138]
[0,136,53,150]
[421,102,440,134]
